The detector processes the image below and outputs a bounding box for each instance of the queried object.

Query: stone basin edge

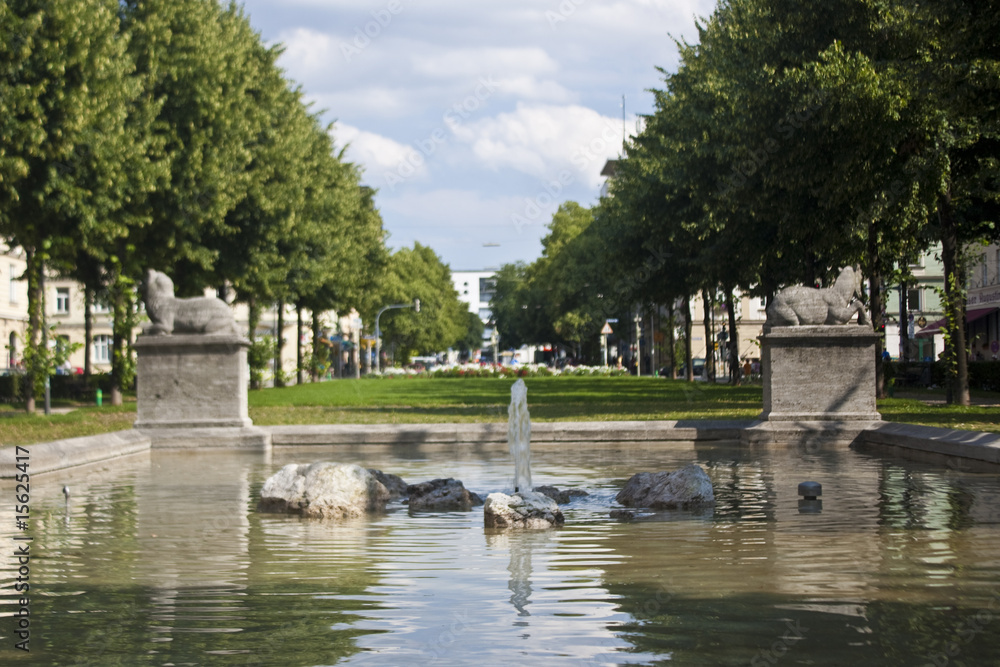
[3,419,1000,478]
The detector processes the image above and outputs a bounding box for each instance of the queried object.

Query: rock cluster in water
[483,491,565,529]
[368,469,408,499]
[258,461,715,527]
[615,464,715,510]
[259,464,488,519]
[259,462,391,519]
[406,478,482,511]
[533,485,588,504]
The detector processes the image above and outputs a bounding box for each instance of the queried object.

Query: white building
[1,246,29,371]
[450,270,496,324]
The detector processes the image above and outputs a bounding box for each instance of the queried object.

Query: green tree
[121,0,261,292]
[377,243,465,364]
[456,310,485,360]
[0,0,145,411]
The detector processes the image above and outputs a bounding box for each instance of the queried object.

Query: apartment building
[1,246,28,372]
[967,242,1000,360]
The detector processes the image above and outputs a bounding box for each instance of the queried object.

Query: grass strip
[1,377,998,446]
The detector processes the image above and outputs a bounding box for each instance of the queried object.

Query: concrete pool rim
[4,419,1000,477]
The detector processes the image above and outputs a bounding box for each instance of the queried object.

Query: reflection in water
[0,443,998,665]
[485,530,555,618]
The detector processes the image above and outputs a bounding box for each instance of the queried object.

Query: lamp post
[375,298,420,373]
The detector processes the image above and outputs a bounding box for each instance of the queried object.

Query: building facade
[967,242,1000,360]
[1,246,28,372]
[1,243,347,383]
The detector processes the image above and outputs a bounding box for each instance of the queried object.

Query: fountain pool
[2,440,1000,666]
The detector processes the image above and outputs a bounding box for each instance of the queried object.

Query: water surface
[2,441,999,666]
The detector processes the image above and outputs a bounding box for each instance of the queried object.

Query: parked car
[673,358,706,380]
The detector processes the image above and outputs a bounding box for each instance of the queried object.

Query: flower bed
[366,363,630,379]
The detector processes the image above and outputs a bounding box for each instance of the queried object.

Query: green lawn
[2,377,999,446]
[248,376,764,424]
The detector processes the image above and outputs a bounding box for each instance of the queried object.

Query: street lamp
[375,298,420,374]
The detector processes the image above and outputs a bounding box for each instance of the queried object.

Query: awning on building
[915,306,998,338]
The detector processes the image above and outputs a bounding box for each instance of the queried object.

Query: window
[8,332,16,368]
[907,288,922,311]
[9,265,17,304]
[478,308,492,322]
[479,277,496,301]
[56,288,70,314]
[93,335,111,363]
[983,257,989,286]
[93,299,110,314]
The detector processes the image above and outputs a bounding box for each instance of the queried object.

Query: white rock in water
[615,464,715,510]
[484,490,564,529]
[259,462,390,519]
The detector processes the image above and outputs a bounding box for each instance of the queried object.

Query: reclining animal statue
[765,266,870,329]
[141,269,239,336]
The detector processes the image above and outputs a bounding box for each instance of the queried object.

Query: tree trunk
[248,297,262,391]
[683,293,693,381]
[725,288,740,385]
[702,288,715,382]
[352,328,361,379]
[83,285,93,379]
[109,277,129,406]
[24,249,43,414]
[275,300,285,388]
[667,309,676,378]
[311,312,321,382]
[295,303,304,386]
[864,220,888,400]
[899,279,910,363]
[938,191,970,405]
[869,273,886,399]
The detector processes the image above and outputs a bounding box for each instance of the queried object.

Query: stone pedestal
[760,325,881,423]
[743,325,881,446]
[134,334,269,449]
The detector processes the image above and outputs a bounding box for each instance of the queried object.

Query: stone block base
[137,426,272,450]
[135,333,254,436]
[760,325,880,422]
[741,420,878,449]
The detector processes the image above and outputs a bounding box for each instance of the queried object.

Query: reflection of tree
[0,456,395,666]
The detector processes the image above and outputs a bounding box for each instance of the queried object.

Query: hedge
[884,361,1000,391]
[0,373,119,404]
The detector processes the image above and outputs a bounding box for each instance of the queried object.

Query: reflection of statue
[766,267,869,328]
[142,269,238,336]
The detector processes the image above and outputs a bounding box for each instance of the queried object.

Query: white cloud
[331,123,430,185]
[451,104,628,188]
[276,28,339,77]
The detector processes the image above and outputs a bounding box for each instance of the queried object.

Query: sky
[236,0,718,271]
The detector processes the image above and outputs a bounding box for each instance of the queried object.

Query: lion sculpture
[765,266,870,329]
[142,269,239,336]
